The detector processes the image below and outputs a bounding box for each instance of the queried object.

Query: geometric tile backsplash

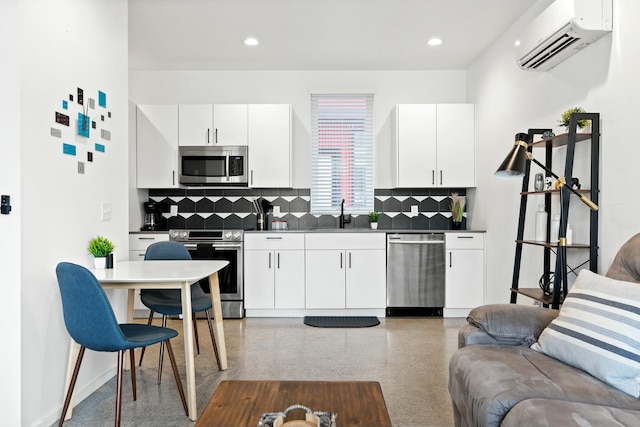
[149,187,467,231]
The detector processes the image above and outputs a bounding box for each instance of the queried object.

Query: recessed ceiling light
[244,37,259,46]
[515,40,521,47]
[427,38,442,46]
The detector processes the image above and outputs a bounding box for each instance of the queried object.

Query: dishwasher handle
[387,240,444,245]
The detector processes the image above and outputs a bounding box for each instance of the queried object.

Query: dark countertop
[244,229,486,234]
[130,229,486,234]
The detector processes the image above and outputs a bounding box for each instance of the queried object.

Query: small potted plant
[450,193,466,229]
[88,235,115,269]
[559,107,591,132]
[368,211,380,230]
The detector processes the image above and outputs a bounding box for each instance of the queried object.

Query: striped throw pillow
[531,270,640,397]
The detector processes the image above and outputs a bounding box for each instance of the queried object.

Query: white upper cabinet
[178,104,248,146]
[393,104,475,188]
[248,104,292,188]
[136,104,179,188]
[178,104,213,146]
[436,104,475,187]
[394,104,437,187]
[214,104,248,145]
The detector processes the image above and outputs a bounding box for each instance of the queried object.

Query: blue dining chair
[55,262,187,427]
[139,241,221,384]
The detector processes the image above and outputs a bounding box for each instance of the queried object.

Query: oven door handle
[182,242,243,250]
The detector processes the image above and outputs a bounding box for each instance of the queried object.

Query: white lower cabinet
[129,233,170,313]
[305,233,386,310]
[305,249,346,309]
[444,232,485,317]
[244,232,386,316]
[244,233,305,310]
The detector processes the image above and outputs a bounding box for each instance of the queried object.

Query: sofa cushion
[448,345,640,427]
[531,270,640,397]
[466,304,559,345]
[502,399,640,427]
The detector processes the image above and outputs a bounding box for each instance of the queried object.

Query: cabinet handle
[449,252,452,268]
[215,128,218,144]
[268,252,272,269]
[266,236,283,240]
[138,253,145,257]
[457,236,474,239]
[251,170,254,186]
[277,253,280,269]
[440,170,443,185]
[138,237,155,240]
[432,170,435,185]
[207,128,210,144]
[349,252,352,268]
[172,170,175,186]
[340,253,343,269]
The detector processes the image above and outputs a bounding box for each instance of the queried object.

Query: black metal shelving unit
[509,113,600,309]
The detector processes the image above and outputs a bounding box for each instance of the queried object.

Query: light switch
[101,201,112,221]
[170,205,178,216]
[273,206,281,217]
[411,205,419,217]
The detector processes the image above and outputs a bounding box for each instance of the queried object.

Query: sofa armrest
[460,304,559,348]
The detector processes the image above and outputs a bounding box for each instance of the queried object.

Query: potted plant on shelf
[559,107,591,132]
[88,235,115,269]
[368,211,380,230]
[450,193,466,230]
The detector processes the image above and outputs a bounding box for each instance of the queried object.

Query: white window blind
[310,94,374,214]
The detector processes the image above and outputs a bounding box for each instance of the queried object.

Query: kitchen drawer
[129,250,147,260]
[245,233,305,250]
[446,233,484,250]
[129,233,169,251]
[305,233,385,250]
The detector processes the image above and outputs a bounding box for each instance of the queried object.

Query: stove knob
[179,230,188,239]
[224,231,232,240]
[233,231,242,240]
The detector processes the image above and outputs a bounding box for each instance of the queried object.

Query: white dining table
[63,260,229,421]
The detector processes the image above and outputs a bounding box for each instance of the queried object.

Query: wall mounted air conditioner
[516,0,612,71]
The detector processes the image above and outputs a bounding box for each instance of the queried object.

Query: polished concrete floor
[55,316,466,427]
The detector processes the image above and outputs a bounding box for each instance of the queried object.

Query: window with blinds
[310,94,374,214]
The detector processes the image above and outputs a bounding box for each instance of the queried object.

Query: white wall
[129,70,467,190]
[467,0,640,303]
[0,1,22,425]
[19,1,129,426]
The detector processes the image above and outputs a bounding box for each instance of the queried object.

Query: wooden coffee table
[195,380,392,427]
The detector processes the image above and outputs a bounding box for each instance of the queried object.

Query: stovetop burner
[169,229,244,242]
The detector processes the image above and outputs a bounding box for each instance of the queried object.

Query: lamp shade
[495,132,532,178]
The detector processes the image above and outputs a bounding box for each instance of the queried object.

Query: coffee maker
[142,201,161,231]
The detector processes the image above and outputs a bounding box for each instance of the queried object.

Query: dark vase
[106,253,114,269]
[451,220,463,230]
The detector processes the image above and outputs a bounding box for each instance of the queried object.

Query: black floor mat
[303,316,380,328]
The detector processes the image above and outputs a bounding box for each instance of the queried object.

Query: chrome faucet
[339,199,351,228]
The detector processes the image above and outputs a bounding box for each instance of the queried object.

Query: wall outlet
[411,205,419,217]
[100,201,112,221]
[273,206,281,217]
[170,205,178,216]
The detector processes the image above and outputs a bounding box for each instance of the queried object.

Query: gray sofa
[449,233,640,427]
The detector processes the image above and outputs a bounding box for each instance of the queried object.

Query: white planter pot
[370,222,378,230]
[93,256,106,269]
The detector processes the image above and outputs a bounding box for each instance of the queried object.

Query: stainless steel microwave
[179,145,248,185]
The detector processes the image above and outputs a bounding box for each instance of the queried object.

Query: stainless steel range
[169,229,244,319]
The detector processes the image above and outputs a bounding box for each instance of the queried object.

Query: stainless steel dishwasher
[386,233,445,316]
